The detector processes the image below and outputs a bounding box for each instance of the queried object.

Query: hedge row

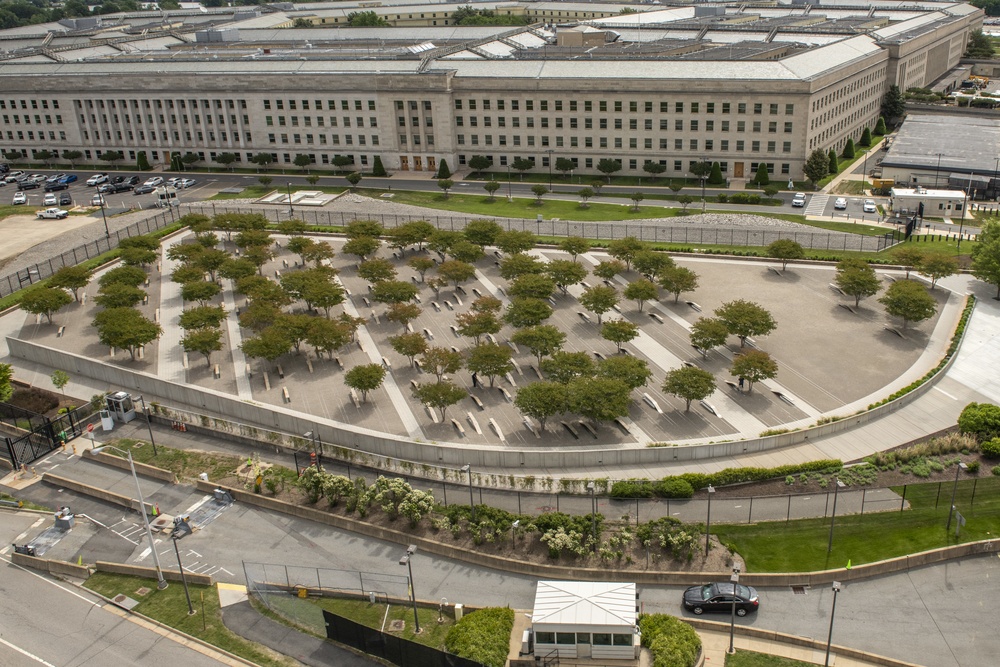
[610,459,842,498]
[444,607,514,667]
[639,614,701,667]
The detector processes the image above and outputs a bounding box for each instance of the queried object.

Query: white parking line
[0,635,59,666]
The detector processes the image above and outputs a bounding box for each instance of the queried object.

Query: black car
[58,193,72,206]
[134,184,155,195]
[682,582,759,617]
[112,175,125,184]
[44,182,69,192]
[124,176,140,186]
[17,180,39,190]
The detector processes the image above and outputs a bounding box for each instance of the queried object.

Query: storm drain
[791,585,809,595]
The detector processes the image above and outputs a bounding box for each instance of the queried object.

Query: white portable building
[531,581,639,661]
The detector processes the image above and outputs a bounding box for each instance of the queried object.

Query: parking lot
[2,169,214,212]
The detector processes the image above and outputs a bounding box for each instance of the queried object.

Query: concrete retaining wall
[95,560,213,586]
[42,472,153,515]
[81,450,178,483]
[12,551,91,578]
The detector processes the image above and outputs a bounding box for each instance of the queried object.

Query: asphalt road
[0,511,231,667]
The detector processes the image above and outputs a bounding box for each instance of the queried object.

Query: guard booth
[105,392,137,424]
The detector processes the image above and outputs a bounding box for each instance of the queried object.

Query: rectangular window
[782,141,791,153]
[753,121,761,132]
[738,103,746,114]
[785,104,794,115]
[691,102,699,113]
[752,140,760,151]
[675,102,683,113]
[614,101,622,112]
[721,140,729,151]
[675,120,683,131]
[784,122,793,133]
[690,120,699,131]
[754,103,762,114]
[769,103,779,115]
[599,101,607,112]
[767,141,775,152]
[768,122,777,133]
[660,102,669,113]
[737,140,745,151]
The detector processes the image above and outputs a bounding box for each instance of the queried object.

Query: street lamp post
[399,545,420,634]
[98,200,110,238]
[827,479,846,554]
[700,158,708,213]
[507,165,512,201]
[823,581,842,667]
[946,462,968,532]
[958,176,973,252]
[286,182,294,218]
[137,395,158,456]
[587,481,597,553]
[91,445,167,590]
[545,149,554,189]
[171,532,195,615]
[728,566,741,654]
[705,485,715,554]
[461,464,476,521]
[934,153,944,188]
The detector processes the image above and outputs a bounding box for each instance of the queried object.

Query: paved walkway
[158,236,186,383]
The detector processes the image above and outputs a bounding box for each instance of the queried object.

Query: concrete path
[220,278,253,400]
[157,236,187,383]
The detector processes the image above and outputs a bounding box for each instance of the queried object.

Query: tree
[437,178,454,198]
[643,160,667,181]
[882,85,905,121]
[828,149,839,176]
[347,10,388,26]
[99,265,146,289]
[99,150,124,168]
[62,150,83,168]
[708,161,725,185]
[766,239,806,271]
[413,381,467,422]
[879,280,937,329]
[624,278,657,312]
[559,236,590,262]
[579,284,618,324]
[509,274,556,300]
[842,138,856,159]
[181,327,223,368]
[504,297,552,327]
[303,241,336,269]
[421,347,464,381]
[195,248,229,282]
[372,280,419,305]
[273,313,314,355]
[715,300,777,347]
[891,246,925,279]
[530,184,548,205]
[449,240,484,264]
[344,364,386,403]
[607,237,646,271]
[511,325,565,364]
[601,319,639,352]
[436,159,452,179]
[220,258,257,283]
[464,219,503,248]
[181,280,222,306]
[546,259,587,292]
[920,253,959,289]
[659,266,699,304]
[499,253,544,280]
[554,157,575,179]
[804,149,830,186]
[95,283,146,309]
[179,305,227,330]
[389,332,428,366]
[597,158,622,183]
[259,176,273,188]
[690,317,730,358]
[567,377,630,424]
[332,155,355,173]
[0,364,13,403]
[216,152,237,171]
[835,259,881,307]
[972,220,1000,298]
[51,370,70,394]
[35,150,55,168]
[966,30,995,58]
[511,157,533,180]
[342,236,381,260]
[408,256,435,283]
[495,230,537,255]
[577,187,594,208]
[93,307,163,361]
[540,351,595,384]
[633,250,673,280]
[753,162,770,186]
[763,185,780,201]
[49,265,92,301]
[372,155,387,177]
[21,287,72,324]
[514,381,568,431]
[731,349,778,393]
[676,194,695,211]
[484,180,501,201]
[293,153,312,173]
[386,302,422,332]
[306,318,350,359]
[597,355,652,391]
[437,260,477,289]
[859,127,873,148]
[875,116,887,135]
[393,220,435,251]
[357,257,397,284]
[662,366,716,412]
[629,192,645,211]
[251,152,274,171]
[455,310,502,346]
[468,155,492,177]
[346,172,363,191]
[466,342,512,387]
[593,259,626,281]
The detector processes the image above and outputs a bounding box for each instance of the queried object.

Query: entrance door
[414,156,423,171]
[734,162,744,178]
[400,156,409,171]
[427,157,436,172]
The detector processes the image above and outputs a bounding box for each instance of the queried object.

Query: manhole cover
[112,594,140,610]
[791,586,808,595]
[388,620,406,632]
[135,587,152,596]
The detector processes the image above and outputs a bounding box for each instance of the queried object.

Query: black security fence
[324,610,485,667]
[2,402,100,469]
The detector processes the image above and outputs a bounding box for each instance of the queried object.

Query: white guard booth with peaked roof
[531,581,639,661]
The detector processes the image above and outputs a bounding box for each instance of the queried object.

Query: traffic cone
[152,504,159,517]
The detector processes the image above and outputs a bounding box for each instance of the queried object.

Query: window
[600,119,608,130]
[584,101,592,111]
[536,633,555,644]
[768,122,777,133]
[706,120,714,131]
[675,119,683,131]
[769,103,778,115]
[614,101,622,112]
[705,140,713,150]
[690,120,698,131]
[674,160,682,171]
[615,119,623,130]
[738,103,746,114]
[689,139,698,150]
[675,102,683,113]
[593,634,611,646]
[782,141,791,153]
[599,101,607,112]
[752,140,760,151]
[721,140,729,151]
[660,102,669,113]
[752,121,761,132]
[722,102,731,113]
[707,102,715,113]
[674,139,682,150]
[577,634,591,644]
[785,104,795,115]
[613,635,633,646]
[628,119,636,130]
[691,102,699,113]
[737,121,746,132]
[753,103,762,114]
[737,140,745,151]
[767,141,775,152]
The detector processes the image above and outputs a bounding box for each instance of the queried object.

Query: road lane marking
[0,636,58,667]
[933,386,958,400]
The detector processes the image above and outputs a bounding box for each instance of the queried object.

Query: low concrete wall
[203,481,1000,586]
[12,551,91,578]
[686,618,924,667]
[42,472,153,515]
[95,560,213,586]
[81,450,178,483]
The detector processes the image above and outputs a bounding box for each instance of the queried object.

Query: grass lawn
[105,438,256,483]
[830,180,868,196]
[85,572,295,667]
[727,650,815,667]
[715,476,1000,572]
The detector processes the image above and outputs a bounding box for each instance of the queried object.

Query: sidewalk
[698,627,916,667]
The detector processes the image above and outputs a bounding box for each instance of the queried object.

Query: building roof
[531,581,636,628]
[881,114,1000,176]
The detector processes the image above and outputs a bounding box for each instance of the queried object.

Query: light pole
[700,157,708,213]
[460,464,476,521]
[303,429,322,468]
[728,566,741,654]
[137,395,158,456]
[958,175,972,252]
[934,153,944,188]
[506,165,512,201]
[286,182,294,218]
[862,149,869,194]
[545,149,554,189]
[399,545,420,634]
[98,199,110,238]
[827,479,846,554]
[823,581,842,667]
[705,485,715,555]
[92,445,167,590]
[587,481,597,553]
[946,462,968,532]
[170,530,195,615]
[511,519,519,549]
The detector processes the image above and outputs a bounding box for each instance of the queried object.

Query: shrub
[639,614,701,667]
[445,607,515,667]
[958,402,1000,442]
[654,478,694,498]
[966,461,981,474]
[981,437,1000,459]
[993,465,1000,476]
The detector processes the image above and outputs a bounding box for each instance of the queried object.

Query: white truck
[36,207,69,220]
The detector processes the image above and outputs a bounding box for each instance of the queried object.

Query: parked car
[44,181,68,192]
[133,184,155,195]
[112,175,125,184]
[58,174,78,185]
[791,192,807,207]
[12,192,27,205]
[124,176,140,186]
[5,170,24,182]
[86,173,109,186]
[100,182,133,194]
[165,177,181,187]
[17,180,39,190]
[177,178,196,189]
[58,193,73,207]
[834,197,848,210]
[143,176,164,187]
[863,199,877,213]
[0,163,9,174]
[46,173,66,183]
[43,193,57,206]
[29,174,48,183]
[91,193,105,207]
[683,583,760,617]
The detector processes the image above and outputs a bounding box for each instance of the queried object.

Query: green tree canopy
[344,363,386,403]
[731,349,778,393]
[662,366,716,411]
[834,259,882,307]
[579,284,619,324]
[600,319,639,352]
[504,297,553,328]
[511,324,566,364]
[514,381,568,431]
[540,350,595,384]
[413,380,467,422]
[878,279,938,329]
[623,278,658,312]
[658,266,699,304]
[466,342,513,387]
[181,327,223,368]
[690,317,729,357]
[567,377,630,423]
[972,219,1000,298]
[766,239,806,271]
[93,307,163,361]
[714,300,777,347]
[21,287,72,324]
[597,355,652,391]
[804,149,830,185]
[49,265,92,301]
